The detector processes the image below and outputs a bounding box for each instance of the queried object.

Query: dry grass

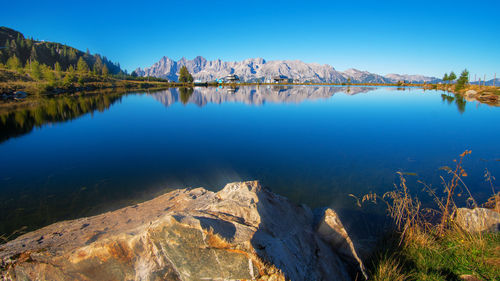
[428,83,500,106]
[353,151,500,280]
[0,68,171,96]
[370,254,412,281]
[437,150,474,232]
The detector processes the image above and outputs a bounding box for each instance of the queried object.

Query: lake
[1,85,499,237]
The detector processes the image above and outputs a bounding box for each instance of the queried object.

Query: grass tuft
[353,151,500,280]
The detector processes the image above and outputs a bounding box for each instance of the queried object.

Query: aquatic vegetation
[351,151,500,280]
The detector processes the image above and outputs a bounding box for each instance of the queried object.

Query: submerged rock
[0,181,362,281]
[455,207,500,233]
[13,91,28,99]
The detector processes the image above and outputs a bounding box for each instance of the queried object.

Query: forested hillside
[0,27,121,75]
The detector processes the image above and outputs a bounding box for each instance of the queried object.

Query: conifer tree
[77,57,89,74]
[26,38,32,50]
[42,65,56,84]
[448,71,457,83]
[30,60,42,80]
[178,66,193,83]
[84,48,91,62]
[29,46,38,63]
[102,64,109,78]
[455,69,469,91]
[63,66,76,86]
[68,49,77,64]
[443,73,449,84]
[78,75,85,86]
[54,62,62,78]
[9,40,17,50]
[93,56,103,75]
[6,55,22,71]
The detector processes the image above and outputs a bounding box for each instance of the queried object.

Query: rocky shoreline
[0,181,367,281]
[423,83,500,106]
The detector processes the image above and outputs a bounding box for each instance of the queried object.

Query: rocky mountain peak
[136,56,439,84]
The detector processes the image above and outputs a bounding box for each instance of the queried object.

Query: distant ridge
[135,56,440,84]
[470,78,499,86]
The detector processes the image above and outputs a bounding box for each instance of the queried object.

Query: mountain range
[135,56,440,84]
[470,78,499,86]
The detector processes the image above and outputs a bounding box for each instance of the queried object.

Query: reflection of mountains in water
[151,86,376,107]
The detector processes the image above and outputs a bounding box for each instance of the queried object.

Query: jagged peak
[344,68,363,74]
[160,56,174,61]
[137,56,436,83]
[193,55,207,61]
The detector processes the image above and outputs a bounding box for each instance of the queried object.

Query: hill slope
[0,26,121,74]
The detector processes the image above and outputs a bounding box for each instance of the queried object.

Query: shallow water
[0,85,499,236]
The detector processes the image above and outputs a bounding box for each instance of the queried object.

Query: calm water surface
[0,86,499,236]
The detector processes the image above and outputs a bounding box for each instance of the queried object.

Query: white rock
[455,207,500,233]
[0,181,360,281]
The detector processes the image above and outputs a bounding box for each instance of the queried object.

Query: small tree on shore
[178,66,193,83]
[448,71,457,84]
[63,66,76,87]
[455,69,469,91]
[443,73,449,84]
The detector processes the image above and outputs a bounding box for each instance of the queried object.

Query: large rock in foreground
[0,181,364,281]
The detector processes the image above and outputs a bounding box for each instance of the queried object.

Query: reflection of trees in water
[455,95,466,114]
[179,87,194,105]
[0,93,123,143]
[441,93,466,114]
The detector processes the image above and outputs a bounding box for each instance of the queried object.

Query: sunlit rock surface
[455,207,500,233]
[134,56,439,83]
[0,181,364,281]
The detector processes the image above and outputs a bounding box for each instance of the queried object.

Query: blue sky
[2,0,499,78]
